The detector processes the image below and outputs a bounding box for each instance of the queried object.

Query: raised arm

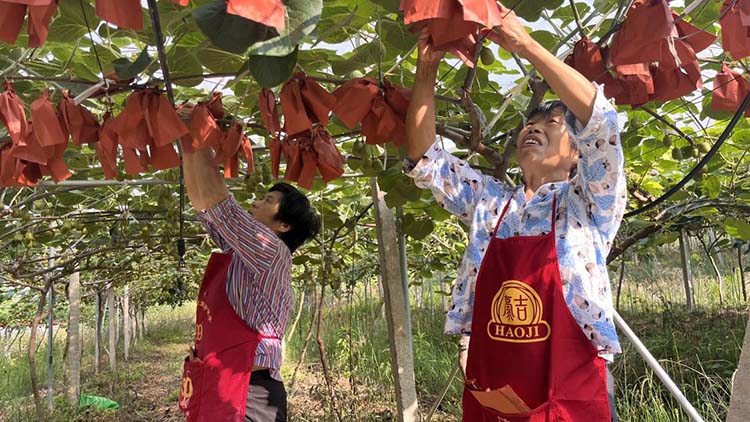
[493,4,597,125]
[182,148,231,212]
[175,103,230,211]
[405,33,446,162]
[178,106,288,270]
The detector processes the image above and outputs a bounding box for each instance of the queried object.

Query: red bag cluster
[0,82,198,186]
[257,75,413,189]
[566,0,715,106]
[258,72,345,189]
[710,63,750,116]
[400,0,502,67]
[0,0,58,47]
[0,83,85,186]
[720,0,750,60]
[332,77,411,147]
[102,88,188,176]
[180,93,255,179]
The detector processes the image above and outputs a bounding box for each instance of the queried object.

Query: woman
[178,104,320,422]
[405,6,625,421]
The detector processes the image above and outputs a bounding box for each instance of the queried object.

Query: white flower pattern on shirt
[406,86,626,355]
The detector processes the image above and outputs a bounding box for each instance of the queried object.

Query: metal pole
[94,291,100,374]
[37,173,367,188]
[425,362,460,422]
[614,311,704,422]
[39,179,172,187]
[46,247,55,410]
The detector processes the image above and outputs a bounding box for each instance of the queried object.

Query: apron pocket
[465,386,552,420]
[179,358,203,418]
[479,400,552,420]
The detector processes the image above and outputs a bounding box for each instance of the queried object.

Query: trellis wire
[625,92,750,218]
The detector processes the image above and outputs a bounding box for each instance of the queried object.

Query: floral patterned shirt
[406,86,626,355]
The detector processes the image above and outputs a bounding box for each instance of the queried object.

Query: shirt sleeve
[200,218,231,251]
[567,85,627,250]
[404,141,493,226]
[198,195,289,274]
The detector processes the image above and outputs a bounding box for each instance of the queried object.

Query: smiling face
[517,104,578,182]
[249,191,290,235]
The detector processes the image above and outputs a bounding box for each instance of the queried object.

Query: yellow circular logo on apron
[487,280,550,343]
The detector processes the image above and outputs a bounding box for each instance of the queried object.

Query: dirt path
[77,336,186,422]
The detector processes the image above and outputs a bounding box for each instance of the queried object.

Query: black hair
[269,182,320,253]
[525,100,578,177]
[526,100,568,123]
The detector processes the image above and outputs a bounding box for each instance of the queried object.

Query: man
[405,5,625,421]
[177,104,320,422]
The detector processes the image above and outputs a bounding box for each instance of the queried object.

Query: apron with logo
[179,252,276,422]
[463,195,611,421]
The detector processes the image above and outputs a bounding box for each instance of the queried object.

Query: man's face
[516,108,578,177]
[250,191,285,232]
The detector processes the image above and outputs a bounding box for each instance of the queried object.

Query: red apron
[179,252,274,421]
[463,195,611,421]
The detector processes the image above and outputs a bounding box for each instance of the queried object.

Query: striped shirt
[198,196,292,382]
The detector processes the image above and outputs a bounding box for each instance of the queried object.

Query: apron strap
[492,192,515,237]
[549,193,558,236]
[491,192,558,238]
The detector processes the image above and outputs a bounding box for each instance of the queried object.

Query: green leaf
[113,48,151,80]
[48,1,99,43]
[196,45,246,74]
[700,176,721,199]
[401,214,434,240]
[686,0,721,28]
[384,191,407,208]
[724,218,750,240]
[501,0,564,21]
[371,0,401,13]
[246,46,299,88]
[734,129,750,147]
[167,47,204,87]
[330,40,383,75]
[247,0,323,57]
[193,0,274,54]
[530,30,556,51]
[381,18,418,53]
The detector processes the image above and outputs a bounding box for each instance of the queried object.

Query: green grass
[284,265,748,421]
[0,254,747,421]
[0,304,195,422]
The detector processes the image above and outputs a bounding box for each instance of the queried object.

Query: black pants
[245,370,287,422]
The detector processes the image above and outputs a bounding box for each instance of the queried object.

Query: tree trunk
[66,273,81,407]
[315,282,342,422]
[679,228,695,310]
[94,291,102,375]
[132,304,138,346]
[123,285,130,361]
[45,247,55,412]
[108,286,116,370]
[139,306,145,340]
[29,281,52,420]
[698,235,725,305]
[289,286,318,394]
[347,287,356,419]
[708,252,725,305]
[616,257,626,309]
[739,245,747,302]
[285,290,306,363]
